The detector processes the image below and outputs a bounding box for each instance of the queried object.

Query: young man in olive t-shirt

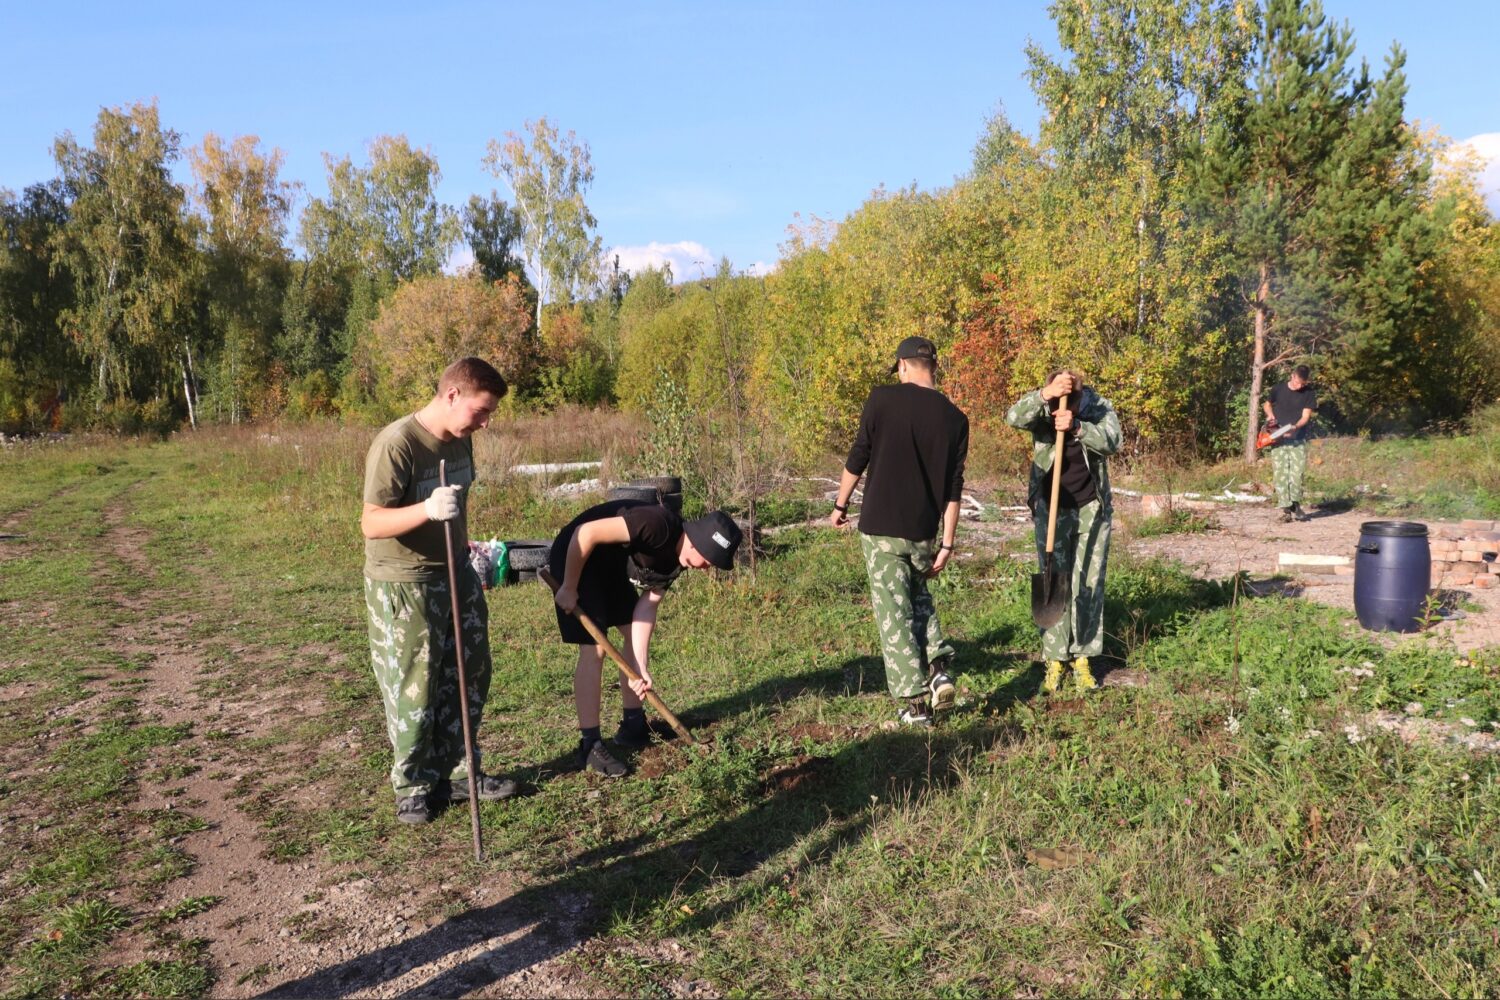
[360,357,515,825]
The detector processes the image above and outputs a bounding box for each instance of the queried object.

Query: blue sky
[3,1,1496,279]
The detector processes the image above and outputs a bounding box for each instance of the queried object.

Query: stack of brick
[1429,520,1500,590]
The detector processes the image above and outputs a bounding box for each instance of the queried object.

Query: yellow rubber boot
[1042,660,1065,694]
[1072,657,1097,691]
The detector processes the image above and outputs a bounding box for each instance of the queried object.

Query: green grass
[1124,426,1500,520]
[1132,508,1220,538]
[1,426,1497,997]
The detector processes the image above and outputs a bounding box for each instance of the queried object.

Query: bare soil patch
[762,754,833,794]
[82,500,598,996]
[1125,498,1500,651]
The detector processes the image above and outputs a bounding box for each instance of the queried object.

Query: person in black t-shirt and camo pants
[1006,369,1122,694]
[550,500,742,777]
[831,336,970,727]
[1263,365,1317,522]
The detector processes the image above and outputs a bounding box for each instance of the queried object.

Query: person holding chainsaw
[831,336,970,727]
[360,357,517,826]
[1262,364,1317,522]
[1006,369,1121,694]
[550,502,742,777]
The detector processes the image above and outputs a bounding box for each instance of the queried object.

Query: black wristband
[833,503,848,513]
[939,543,953,551]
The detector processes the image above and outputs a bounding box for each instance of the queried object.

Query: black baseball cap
[683,511,743,570]
[890,336,938,373]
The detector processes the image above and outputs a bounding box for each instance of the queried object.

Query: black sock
[580,726,601,744]
[622,707,646,729]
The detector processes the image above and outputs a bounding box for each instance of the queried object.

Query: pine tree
[1197,0,1439,457]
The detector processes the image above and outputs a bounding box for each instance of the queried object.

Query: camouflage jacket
[1004,387,1122,513]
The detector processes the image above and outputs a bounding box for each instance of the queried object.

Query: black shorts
[549,544,640,644]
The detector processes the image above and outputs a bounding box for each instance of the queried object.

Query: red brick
[1471,576,1497,590]
[1460,550,1484,563]
[1430,539,1458,553]
[1445,575,1474,587]
[1461,519,1496,532]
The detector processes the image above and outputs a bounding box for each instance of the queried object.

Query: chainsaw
[1255,422,1296,450]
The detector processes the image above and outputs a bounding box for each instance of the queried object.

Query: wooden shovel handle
[1044,427,1066,555]
[538,568,696,745]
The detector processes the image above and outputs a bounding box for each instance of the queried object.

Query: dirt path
[92,495,597,998]
[1125,497,1500,651]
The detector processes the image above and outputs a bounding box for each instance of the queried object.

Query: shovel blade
[1031,565,1070,629]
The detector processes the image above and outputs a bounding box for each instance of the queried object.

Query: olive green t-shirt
[362,414,475,582]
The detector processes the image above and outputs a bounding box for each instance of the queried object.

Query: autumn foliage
[369,274,534,407]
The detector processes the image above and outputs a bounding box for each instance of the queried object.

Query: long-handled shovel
[438,459,484,863]
[1030,423,1071,630]
[538,567,696,745]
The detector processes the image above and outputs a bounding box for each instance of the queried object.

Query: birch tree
[51,101,195,407]
[482,118,601,337]
[188,133,295,424]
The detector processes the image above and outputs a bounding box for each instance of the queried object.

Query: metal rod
[440,459,484,862]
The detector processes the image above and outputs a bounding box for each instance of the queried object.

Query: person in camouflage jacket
[1005,370,1121,693]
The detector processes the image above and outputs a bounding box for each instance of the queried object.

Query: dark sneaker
[612,720,651,749]
[1292,502,1310,522]
[928,669,956,712]
[578,739,628,778]
[1278,507,1296,523]
[898,705,933,728]
[448,774,518,802]
[396,794,432,825]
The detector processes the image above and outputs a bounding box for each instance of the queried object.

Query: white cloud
[443,244,476,276]
[605,240,717,283]
[1446,133,1500,217]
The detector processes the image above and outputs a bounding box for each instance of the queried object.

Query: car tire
[627,476,683,494]
[505,541,551,571]
[607,485,660,505]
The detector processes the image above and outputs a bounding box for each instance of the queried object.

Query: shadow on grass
[259,559,1262,997]
[260,721,1021,999]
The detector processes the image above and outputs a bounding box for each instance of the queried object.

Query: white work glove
[424,484,464,522]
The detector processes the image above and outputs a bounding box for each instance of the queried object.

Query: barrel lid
[1360,520,1428,538]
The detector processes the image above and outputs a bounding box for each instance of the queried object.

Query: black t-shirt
[1056,435,1097,508]
[1269,381,1317,442]
[550,499,683,589]
[845,383,969,541]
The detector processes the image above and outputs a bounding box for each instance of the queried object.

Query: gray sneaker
[579,739,628,778]
[396,794,432,825]
[447,774,518,802]
[928,669,956,712]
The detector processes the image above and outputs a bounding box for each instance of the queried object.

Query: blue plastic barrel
[1353,521,1430,633]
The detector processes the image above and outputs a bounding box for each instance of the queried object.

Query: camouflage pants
[1271,441,1308,508]
[860,534,955,700]
[364,569,491,798]
[1032,500,1111,661]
